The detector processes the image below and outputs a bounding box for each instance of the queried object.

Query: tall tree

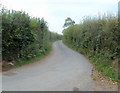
[63,17,75,28]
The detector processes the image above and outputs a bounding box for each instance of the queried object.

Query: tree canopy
[2,8,62,62]
[63,17,75,28]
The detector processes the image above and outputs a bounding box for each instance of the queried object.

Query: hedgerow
[63,15,119,81]
[2,8,62,63]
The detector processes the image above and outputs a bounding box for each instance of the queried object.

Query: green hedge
[2,8,62,63]
[63,15,119,81]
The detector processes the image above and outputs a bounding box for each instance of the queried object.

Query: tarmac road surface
[2,41,95,91]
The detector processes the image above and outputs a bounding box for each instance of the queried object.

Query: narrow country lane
[2,41,95,91]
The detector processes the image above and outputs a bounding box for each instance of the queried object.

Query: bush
[2,8,62,63]
[63,15,119,81]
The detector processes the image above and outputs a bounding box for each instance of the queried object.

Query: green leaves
[2,8,62,62]
[63,14,119,81]
[63,15,119,58]
[63,17,75,28]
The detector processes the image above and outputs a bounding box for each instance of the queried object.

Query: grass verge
[63,41,119,82]
[13,41,55,68]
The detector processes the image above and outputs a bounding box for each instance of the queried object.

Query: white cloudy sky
[1,0,119,34]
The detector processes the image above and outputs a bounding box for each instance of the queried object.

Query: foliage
[63,17,75,28]
[63,15,120,81]
[48,31,62,41]
[2,8,62,63]
[15,41,54,67]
